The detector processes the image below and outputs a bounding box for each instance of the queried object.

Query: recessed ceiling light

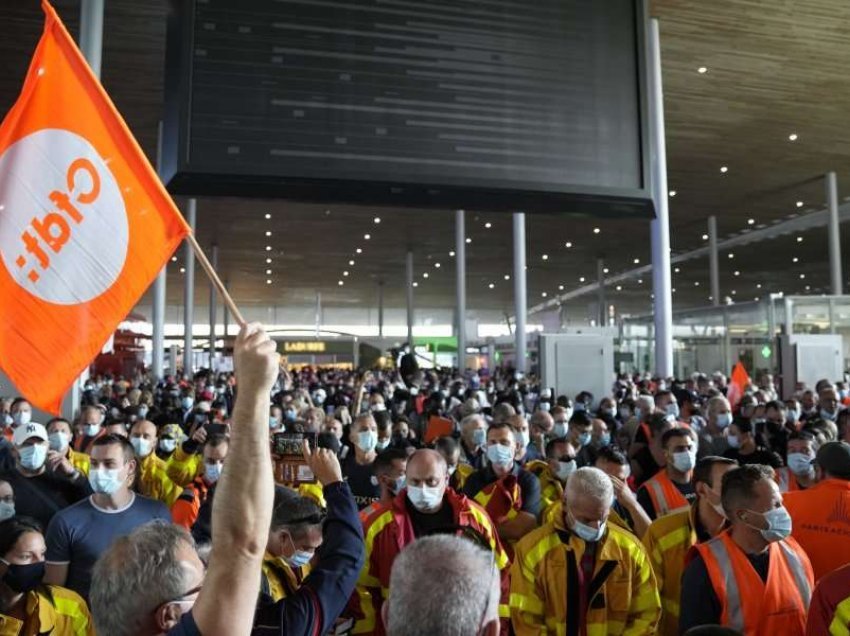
[349,260,355,266]
[615,285,622,291]
[565,241,573,248]
[796,201,804,208]
[266,258,272,264]
[694,281,700,286]
[504,274,510,281]
[633,258,640,264]
[805,285,811,291]
[747,219,755,225]
[449,251,455,257]
[702,234,709,240]
[265,246,272,251]
[364,234,371,240]
[343,271,349,277]
[672,288,676,293]
[542,254,549,261]
[603,267,609,274]
[789,133,798,141]
[264,213,271,220]
[728,253,734,259]
[558,284,564,290]
[757,283,762,289]
[265,230,272,236]
[179,267,185,273]
[638,279,643,284]
[412,282,419,287]
[435,262,441,268]
[734,270,740,276]
[374,217,381,224]
[265,269,272,275]
[669,190,677,197]
[698,66,708,74]
[485,222,492,229]
[338,280,344,286]
[792,257,799,263]
[171,256,177,262]
[356,248,362,254]
[731,290,737,295]
[579,276,586,282]
[797,236,803,243]
[593,228,600,234]
[800,274,806,279]
[488,283,495,289]
[720,166,728,173]
[465,237,472,244]
[674,267,680,273]
[422,272,429,279]
[266,279,273,285]
[541,292,547,298]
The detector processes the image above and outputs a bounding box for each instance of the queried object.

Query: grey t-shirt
[45,493,170,599]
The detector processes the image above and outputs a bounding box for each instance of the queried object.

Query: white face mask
[48,431,70,452]
[407,484,444,512]
[12,412,31,428]
[357,430,378,453]
[130,437,153,458]
[18,444,47,471]
[556,460,577,482]
[159,438,178,453]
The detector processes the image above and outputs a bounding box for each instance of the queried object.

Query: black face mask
[2,561,44,593]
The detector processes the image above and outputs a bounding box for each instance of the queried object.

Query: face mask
[181,397,194,410]
[820,409,837,421]
[48,431,70,452]
[375,438,391,451]
[786,410,799,424]
[89,467,124,495]
[572,518,606,543]
[634,407,642,422]
[370,403,387,413]
[407,485,444,512]
[671,450,696,473]
[204,462,223,484]
[137,406,149,419]
[159,438,177,453]
[597,432,612,448]
[283,535,314,569]
[270,417,280,429]
[0,502,14,522]
[556,460,576,482]
[19,444,47,471]
[600,407,615,418]
[727,434,740,449]
[787,452,814,476]
[539,402,551,412]
[1,560,44,593]
[518,431,531,449]
[391,476,406,494]
[357,430,378,453]
[472,429,487,447]
[12,412,31,428]
[84,424,101,438]
[3,415,12,428]
[745,506,792,543]
[715,413,732,429]
[130,437,152,458]
[285,409,297,422]
[486,444,514,468]
[552,422,568,439]
[666,403,680,419]
[618,407,631,419]
[577,432,592,448]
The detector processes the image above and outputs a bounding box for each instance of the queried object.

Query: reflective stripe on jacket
[510,514,660,635]
[695,530,813,636]
[639,471,689,518]
[0,586,94,636]
[473,474,522,524]
[138,452,184,506]
[260,551,311,603]
[525,460,564,515]
[171,476,212,530]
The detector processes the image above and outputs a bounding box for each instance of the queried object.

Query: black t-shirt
[636,478,695,520]
[633,446,661,488]
[341,453,380,510]
[2,469,91,529]
[679,549,770,633]
[723,447,784,469]
[405,496,456,538]
[462,464,542,517]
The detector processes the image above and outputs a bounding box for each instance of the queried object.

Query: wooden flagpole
[186,233,245,328]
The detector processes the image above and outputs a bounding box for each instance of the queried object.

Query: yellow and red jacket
[450,463,474,492]
[525,459,564,515]
[542,501,633,536]
[638,470,689,518]
[350,487,510,635]
[510,513,661,635]
[0,585,94,636]
[806,562,850,635]
[171,476,214,530]
[137,452,184,507]
[165,446,203,487]
[68,449,90,477]
[692,530,813,636]
[260,551,312,603]
[473,473,523,525]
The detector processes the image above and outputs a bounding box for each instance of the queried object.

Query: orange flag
[0,1,190,413]
[727,361,752,411]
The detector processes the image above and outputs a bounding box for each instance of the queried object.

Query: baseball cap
[13,422,48,447]
[815,441,850,479]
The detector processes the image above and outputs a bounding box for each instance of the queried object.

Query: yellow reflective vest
[260,551,312,603]
[510,514,661,636]
[137,452,184,506]
[0,585,93,636]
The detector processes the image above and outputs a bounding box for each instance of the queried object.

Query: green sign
[413,336,458,353]
[761,346,772,359]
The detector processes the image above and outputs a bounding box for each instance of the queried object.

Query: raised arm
[192,323,278,636]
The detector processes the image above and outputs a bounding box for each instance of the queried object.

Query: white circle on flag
[0,128,129,305]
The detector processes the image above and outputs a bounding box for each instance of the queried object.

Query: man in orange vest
[637,427,696,520]
[463,421,541,545]
[679,464,814,635]
[785,441,850,580]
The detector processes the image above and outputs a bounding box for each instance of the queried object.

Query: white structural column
[597,258,606,326]
[827,171,843,295]
[455,209,467,370]
[378,281,384,338]
[406,251,414,345]
[512,213,527,373]
[648,18,673,377]
[208,244,218,368]
[709,215,720,306]
[183,199,197,377]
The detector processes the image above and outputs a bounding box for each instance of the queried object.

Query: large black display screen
[163,0,652,216]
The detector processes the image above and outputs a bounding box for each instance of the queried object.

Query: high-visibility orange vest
[694,530,813,636]
[641,470,690,517]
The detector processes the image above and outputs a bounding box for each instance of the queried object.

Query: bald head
[407,449,447,480]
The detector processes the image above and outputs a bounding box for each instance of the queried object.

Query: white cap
[13,422,48,447]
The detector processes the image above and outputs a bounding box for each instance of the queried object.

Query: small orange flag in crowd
[0,1,190,413]
[727,361,752,411]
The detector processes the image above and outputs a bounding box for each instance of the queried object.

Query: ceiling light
[694,281,700,286]
[265,269,272,275]
[603,267,609,274]
[488,283,495,289]
[343,271,349,277]
[465,237,472,244]
[265,230,272,237]
[373,217,381,224]
[435,262,441,268]
[796,201,804,208]
[720,166,728,173]
[356,248,362,254]
[756,283,762,289]
[792,257,799,263]
[412,282,419,287]
[542,254,549,261]
[702,234,709,240]
[541,292,547,298]
[266,279,272,285]
[558,285,564,290]
[579,276,586,282]
[593,228,600,234]
[747,219,755,225]
[669,190,677,197]
[485,222,492,229]
[171,256,177,262]
[266,258,272,264]
[797,236,803,243]
[789,133,798,141]
[349,260,355,266]
[565,241,573,248]
[672,288,676,293]
[264,213,271,220]
[698,66,708,74]
[800,274,806,279]
[266,246,273,252]
[731,290,737,295]
[179,267,185,273]
[504,274,510,281]
[449,251,455,257]
[734,270,740,276]
[638,279,643,284]
[728,253,734,259]
[422,272,429,279]
[633,258,640,264]
[338,280,344,286]
[615,285,622,291]
[364,234,371,240]
[674,267,680,273]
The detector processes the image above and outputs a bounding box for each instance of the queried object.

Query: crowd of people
[0,333,847,635]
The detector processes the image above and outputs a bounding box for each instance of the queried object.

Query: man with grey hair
[510,467,661,635]
[459,413,487,469]
[385,535,501,636]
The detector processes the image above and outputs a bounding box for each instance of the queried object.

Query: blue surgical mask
[137,406,149,419]
[577,432,592,447]
[787,453,814,476]
[572,517,606,543]
[0,502,14,522]
[552,422,568,439]
[518,431,531,449]
[671,450,696,473]
[391,476,406,494]
[19,444,47,471]
[270,417,280,429]
[375,438,391,451]
[204,462,223,484]
[745,506,793,543]
[666,403,680,419]
[48,431,70,452]
[601,407,616,418]
[84,424,101,437]
[357,430,378,453]
[556,460,576,482]
[181,397,194,410]
[786,410,799,424]
[727,434,740,449]
[598,432,612,448]
[89,468,124,495]
[472,428,487,447]
[130,437,152,458]
[486,444,514,468]
[12,412,31,428]
[407,485,444,512]
[285,409,297,422]
[820,409,837,421]
[715,413,732,429]
[159,438,177,453]
[283,534,314,569]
